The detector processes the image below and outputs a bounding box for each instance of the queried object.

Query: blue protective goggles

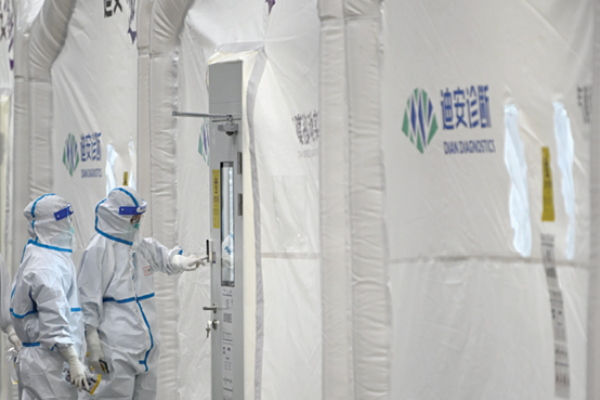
[54,204,74,221]
[119,204,146,216]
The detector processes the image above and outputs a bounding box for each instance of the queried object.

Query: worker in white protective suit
[1,252,22,351]
[78,186,206,400]
[11,194,88,399]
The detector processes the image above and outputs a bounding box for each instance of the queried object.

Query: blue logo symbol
[402,89,438,154]
[62,134,79,177]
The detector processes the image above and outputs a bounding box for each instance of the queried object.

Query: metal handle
[203,304,218,314]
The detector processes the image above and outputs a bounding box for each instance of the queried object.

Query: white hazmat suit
[10,194,87,400]
[78,187,203,400]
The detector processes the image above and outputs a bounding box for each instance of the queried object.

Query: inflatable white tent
[0,0,600,399]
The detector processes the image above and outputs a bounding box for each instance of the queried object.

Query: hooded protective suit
[10,194,85,400]
[78,187,185,400]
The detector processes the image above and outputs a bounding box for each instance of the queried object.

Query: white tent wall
[10,0,43,286]
[5,1,43,399]
[319,0,390,399]
[253,3,321,400]
[318,0,354,398]
[588,1,600,398]
[28,0,76,200]
[49,0,139,263]
[4,1,599,400]
[383,1,592,400]
[0,1,14,398]
[147,0,196,397]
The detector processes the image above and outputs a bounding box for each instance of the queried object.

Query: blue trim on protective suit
[22,342,40,347]
[136,298,154,372]
[102,290,156,370]
[103,296,135,304]
[95,228,134,246]
[102,293,154,304]
[10,307,38,319]
[31,193,55,219]
[94,199,134,246]
[115,188,139,207]
[137,293,155,301]
[27,239,72,253]
[70,307,81,312]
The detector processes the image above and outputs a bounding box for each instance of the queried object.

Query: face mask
[133,221,141,230]
[69,226,77,249]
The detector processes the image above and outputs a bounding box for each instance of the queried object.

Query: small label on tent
[213,169,220,229]
[555,342,570,399]
[541,233,570,399]
[542,147,555,222]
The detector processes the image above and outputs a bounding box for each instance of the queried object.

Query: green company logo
[402,89,438,153]
[62,133,79,177]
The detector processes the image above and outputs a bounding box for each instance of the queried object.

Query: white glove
[171,254,208,272]
[6,325,22,351]
[86,325,109,375]
[60,345,89,391]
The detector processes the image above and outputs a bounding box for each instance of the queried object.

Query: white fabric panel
[28,80,52,196]
[148,49,181,400]
[10,0,43,277]
[257,4,322,400]
[29,0,75,81]
[0,93,12,400]
[383,1,592,263]
[28,0,76,199]
[175,23,213,400]
[587,2,600,398]
[243,52,260,400]
[6,3,43,399]
[318,0,354,398]
[390,260,588,400]
[137,0,152,237]
[343,1,390,399]
[148,2,196,397]
[382,1,592,400]
[52,0,138,258]
[251,58,321,400]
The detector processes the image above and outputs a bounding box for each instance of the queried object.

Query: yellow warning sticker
[542,147,555,222]
[213,169,221,229]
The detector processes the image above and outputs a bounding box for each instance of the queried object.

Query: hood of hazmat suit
[78,187,182,400]
[10,194,84,400]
